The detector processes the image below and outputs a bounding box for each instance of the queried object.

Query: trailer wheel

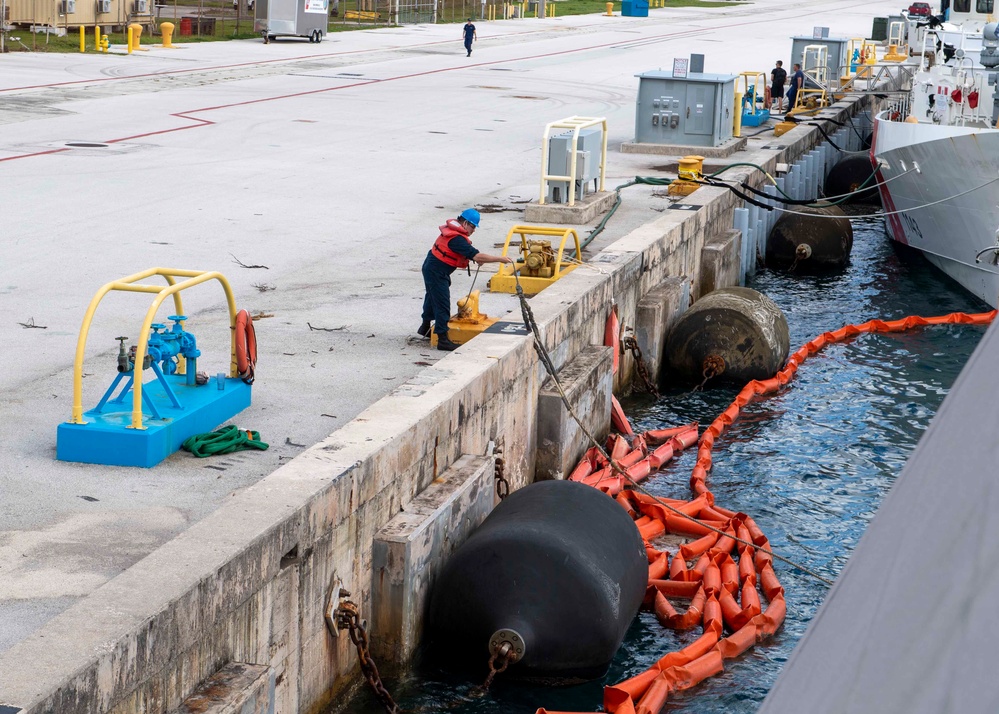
[316,30,323,42]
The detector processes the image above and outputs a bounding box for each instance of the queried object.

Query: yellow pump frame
[488,225,582,295]
[69,268,238,430]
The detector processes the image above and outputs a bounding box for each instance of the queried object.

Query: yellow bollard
[79,25,85,52]
[127,25,133,53]
[605,1,613,14]
[129,23,144,51]
[95,24,100,51]
[161,21,174,47]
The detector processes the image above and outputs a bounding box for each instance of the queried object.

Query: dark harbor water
[342,216,990,714]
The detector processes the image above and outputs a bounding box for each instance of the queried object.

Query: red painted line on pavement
[1,3,873,163]
[0,25,588,93]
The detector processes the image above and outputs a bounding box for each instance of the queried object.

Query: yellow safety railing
[538,116,608,206]
[70,268,238,430]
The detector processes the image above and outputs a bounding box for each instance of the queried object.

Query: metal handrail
[70,268,238,430]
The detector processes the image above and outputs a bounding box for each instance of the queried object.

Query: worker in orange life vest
[419,208,513,351]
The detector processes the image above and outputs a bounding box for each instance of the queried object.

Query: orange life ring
[234,309,257,384]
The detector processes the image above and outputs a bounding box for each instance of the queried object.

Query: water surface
[343,217,990,714]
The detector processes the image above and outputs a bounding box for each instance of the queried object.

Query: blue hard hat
[459,208,481,227]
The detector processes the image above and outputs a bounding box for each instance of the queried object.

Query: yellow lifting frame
[69,268,238,430]
[538,116,608,206]
[489,225,583,295]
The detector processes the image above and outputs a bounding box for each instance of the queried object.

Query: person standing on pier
[419,209,513,351]
[463,18,477,56]
[786,63,805,112]
[770,60,787,112]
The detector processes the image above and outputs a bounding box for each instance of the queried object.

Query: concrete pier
[0,0,899,710]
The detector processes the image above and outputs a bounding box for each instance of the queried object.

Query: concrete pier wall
[0,101,864,714]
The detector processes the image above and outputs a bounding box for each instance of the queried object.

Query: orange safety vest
[431,220,473,269]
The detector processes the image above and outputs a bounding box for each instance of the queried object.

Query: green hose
[575,176,673,254]
[181,424,269,457]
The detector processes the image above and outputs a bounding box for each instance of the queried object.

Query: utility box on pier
[634,71,736,147]
[790,35,849,78]
[546,126,603,203]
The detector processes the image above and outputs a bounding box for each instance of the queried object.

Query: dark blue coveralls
[422,238,479,337]
[463,22,475,56]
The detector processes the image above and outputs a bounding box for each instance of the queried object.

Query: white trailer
[255,0,327,43]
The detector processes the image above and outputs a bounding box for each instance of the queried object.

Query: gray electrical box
[546,127,602,204]
[96,0,110,11]
[634,71,736,147]
[134,0,148,11]
[62,0,75,13]
[790,35,849,79]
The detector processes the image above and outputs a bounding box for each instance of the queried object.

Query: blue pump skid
[57,375,251,468]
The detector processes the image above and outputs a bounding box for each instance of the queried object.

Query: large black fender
[426,480,647,683]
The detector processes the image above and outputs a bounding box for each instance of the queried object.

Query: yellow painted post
[161,21,174,47]
[94,24,100,51]
[127,25,133,53]
[79,25,85,52]
[733,91,743,137]
[605,1,613,14]
[102,34,109,52]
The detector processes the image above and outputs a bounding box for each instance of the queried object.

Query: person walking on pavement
[419,208,513,351]
[786,63,805,112]
[770,60,787,113]
[462,18,477,56]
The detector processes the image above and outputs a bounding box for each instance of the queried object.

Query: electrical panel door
[684,84,714,136]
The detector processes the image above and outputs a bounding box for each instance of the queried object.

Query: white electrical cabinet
[545,127,602,204]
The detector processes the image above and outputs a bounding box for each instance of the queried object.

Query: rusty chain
[471,643,515,697]
[622,334,661,399]
[693,355,726,392]
[334,599,400,714]
[494,453,509,500]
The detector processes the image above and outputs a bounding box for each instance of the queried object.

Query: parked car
[908,2,932,15]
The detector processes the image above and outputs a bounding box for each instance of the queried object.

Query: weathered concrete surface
[699,228,744,299]
[369,454,495,666]
[620,136,749,157]
[0,0,893,711]
[535,346,613,481]
[0,95,872,714]
[174,663,273,714]
[634,278,691,389]
[524,191,617,225]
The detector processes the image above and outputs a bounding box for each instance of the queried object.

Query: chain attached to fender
[622,334,660,399]
[472,643,515,697]
[333,598,400,714]
[494,451,510,500]
[693,355,726,392]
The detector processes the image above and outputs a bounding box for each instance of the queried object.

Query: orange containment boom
[540,308,996,714]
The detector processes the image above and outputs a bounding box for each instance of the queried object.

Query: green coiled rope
[181,425,269,458]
